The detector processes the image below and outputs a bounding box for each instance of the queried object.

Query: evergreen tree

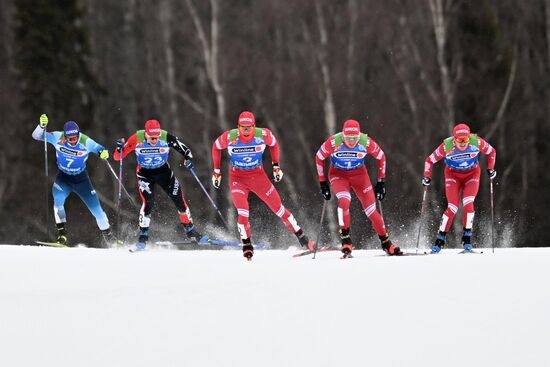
[13,0,101,125]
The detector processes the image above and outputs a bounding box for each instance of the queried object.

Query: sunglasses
[67,136,78,143]
[455,137,469,144]
[148,136,159,140]
[344,135,360,141]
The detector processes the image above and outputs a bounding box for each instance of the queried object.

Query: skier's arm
[424,143,446,179]
[113,133,137,161]
[84,136,105,155]
[262,128,280,164]
[478,137,496,170]
[212,131,230,170]
[167,133,193,160]
[315,137,335,182]
[366,137,386,180]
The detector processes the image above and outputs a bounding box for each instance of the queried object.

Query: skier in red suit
[211,111,315,260]
[315,119,402,257]
[423,123,496,253]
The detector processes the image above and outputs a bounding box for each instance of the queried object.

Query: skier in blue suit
[32,114,115,246]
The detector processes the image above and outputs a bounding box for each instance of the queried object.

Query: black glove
[320,181,331,200]
[374,179,386,201]
[422,177,431,186]
[487,169,497,180]
[184,159,194,170]
[116,138,125,152]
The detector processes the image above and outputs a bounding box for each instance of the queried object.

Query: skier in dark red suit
[423,123,496,253]
[315,119,401,258]
[211,111,315,260]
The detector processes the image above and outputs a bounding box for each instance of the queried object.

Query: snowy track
[0,245,548,367]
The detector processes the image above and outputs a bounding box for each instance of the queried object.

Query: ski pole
[378,199,384,221]
[188,167,230,229]
[43,125,50,239]
[490,178,495,254]
[104,160,138,208]
[415,186,429,254]
[312,200,328,259]
[116,151,124,243]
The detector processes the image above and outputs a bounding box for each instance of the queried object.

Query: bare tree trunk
[315,0,337,136]
[159,0,179,129]
[429,0,454,131]
[346,0,358,97]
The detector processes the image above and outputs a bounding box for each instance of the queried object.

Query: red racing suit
[424,135,496,232]
[212,127,302,241]
[315,132,387,236]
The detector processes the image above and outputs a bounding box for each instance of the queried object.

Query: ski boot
[130,228,148,252]
[462,228,473,252]
[380,233,402,255]
[101,228,118,248]
[431,231,446,254]
[242,238,254,261]
[340,228,354,258]
[295,229,315,251]
[183,223,208,244]
[56,223,68,246]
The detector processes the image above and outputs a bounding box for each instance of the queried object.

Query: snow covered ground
[0,245,548,367]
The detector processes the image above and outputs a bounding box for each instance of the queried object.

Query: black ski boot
[431,231,446,253]
[242,238,254,260]
[295,229,314,251]
[380,233,402,255]
[183,223,207,243]
[56,223,68,246]
[462,228,473,252]
[340,228,354,258]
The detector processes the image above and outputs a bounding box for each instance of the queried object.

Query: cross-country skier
[423,123,496,253]
[32,114,116,246]
[114,119,206,251]
[211,111,315,260]
[315,119,401,258]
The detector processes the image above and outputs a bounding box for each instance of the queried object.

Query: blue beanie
[63,121,80,137]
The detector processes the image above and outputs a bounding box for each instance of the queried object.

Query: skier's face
[67,135,78,146]
[147,136,159,146]
[454,137,469,151]
[239,123,254,137]
[343,134,360,148]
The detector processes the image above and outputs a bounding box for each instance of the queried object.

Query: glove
[99,150,109,160]
[39,114,48,128]
[184,159,194,170]
[320,181,331,200]
[272,163,283,182]
[422,177,431,186]
[374,179,386,201]
[116,138,125,152]
[487,169,497,180]
[212,170,222,189]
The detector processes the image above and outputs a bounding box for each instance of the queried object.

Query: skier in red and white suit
[211,111,315,259]
[315,119,402,257]
[423,123,496,253]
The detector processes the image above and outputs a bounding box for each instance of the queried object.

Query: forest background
[1,0,548,248]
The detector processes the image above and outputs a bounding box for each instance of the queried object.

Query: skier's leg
[252,172,313,250]
[352,172,400,255]
[159,169,202,240]
[461,168,481,249]
[229,176,253,258]
[74,173,110,231]
[52,173,72,244]
[329,175,354,253]
[136,172,155,246]
[432,172,460,252]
